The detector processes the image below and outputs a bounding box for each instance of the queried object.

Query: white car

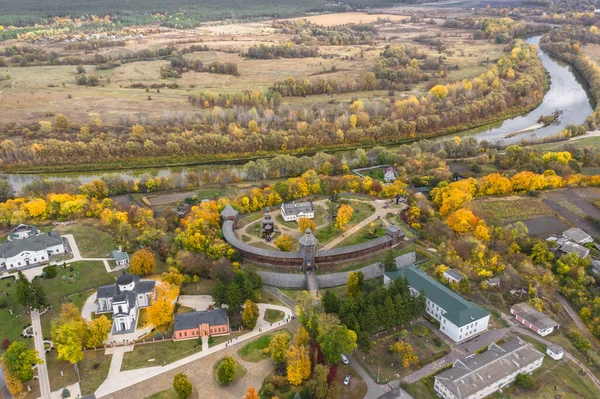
[341,354,349,364]
[343,375,351,386]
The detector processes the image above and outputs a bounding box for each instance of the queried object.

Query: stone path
[31,309,51,399]
[95,303,293,397]
[262,286,297,314]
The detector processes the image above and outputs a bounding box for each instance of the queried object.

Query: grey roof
[486,277,501,285]
[220,204,239,219]
[385,266,489,327]
[511,302,559,331]
[547,345,563,355]
[281,201,313,216]
[444,269,464,282]
[299,229,319,247]
[385,224,401,235]
[116,271,136,285]
[222,220,301,259]
[0,231,63,258]
[435,337,544,399]
[113,291,137,308]
[9,224,38,239]
[559,241,590,258]
[174,308,229,331]
[97,285,117,299]
[112,250,129,262]
[97,278,155,299]
[563,227,592,243]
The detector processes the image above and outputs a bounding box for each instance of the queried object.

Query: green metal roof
[385,266,489,327]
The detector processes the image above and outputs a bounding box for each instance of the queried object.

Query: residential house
[562,227,593,245]
[546,345,564,360]
[112,250,130,268]
[0,232,65,271]
[510,302,559,336]
[486,277,501,287]
[383,167,397,182]
[556,238,590,259]
[384,266,490,343]
[442,269,464,285]
[434,337,544,399]
[173,308,230,340]
[280,201,314,222]
[96,271,156,334]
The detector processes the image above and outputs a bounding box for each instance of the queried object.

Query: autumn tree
[217,356,236,384]
[242,300,259,330]
[269,333,291,365]
[146,284,179,328]
[244,387,260,399]
[389,341,419,368]
[2,341,41,382]
[347,271,364,297]
[162,266,184,286]
[306,364,329,399]
[130,248,156,275]
[316,314,357,364]
[275,234,293,252]
[51,304,88,364]
[294,326,310,346]
[446,208,480,234]
[286,345,311,385]
[298,217,316,233]
[86,315,112,348]
[335,204,354,231]
[173,372,193,399]
[429,85,448,100]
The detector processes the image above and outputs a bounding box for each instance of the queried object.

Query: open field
[55,221,116,258]
[238,329,291,362]
[470,196,554,225]
[0,276,31,351]
[285,12,408,26]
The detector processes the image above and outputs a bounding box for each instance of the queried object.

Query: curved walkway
[94,302,293,398]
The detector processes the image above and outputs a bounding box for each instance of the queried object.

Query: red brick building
[173,308,230,341]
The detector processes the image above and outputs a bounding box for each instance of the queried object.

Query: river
[1,36,593,192]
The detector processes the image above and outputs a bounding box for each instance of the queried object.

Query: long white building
[434,337,544,399]
[384,266,490,343]
[280,201,314,222]
[0,231,65,271]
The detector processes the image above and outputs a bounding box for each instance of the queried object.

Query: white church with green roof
[384,265,490,343]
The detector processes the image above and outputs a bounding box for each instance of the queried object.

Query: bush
[412,325,429,337]
[0,302,7,309]
[398,329,409,339]
[515,373,535,390]
[1,338,10,350]
[216,356,236,384]
[208,336,214,345]
[173,372,193,399]
[43,265,58,279]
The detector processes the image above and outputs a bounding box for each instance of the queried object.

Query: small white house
[383,167,397,182]
[443,269,464,284]
[546,345,564,360]
[281,201,314,222]
[112,250,130,268]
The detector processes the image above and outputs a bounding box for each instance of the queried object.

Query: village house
[0,231,65,271]
[546,345,564,360]
[434,337,544,399]
[173,308,230,340]
[510,302,560,336]
[111,250,130,268]
[384,266,490,343]
[280,200,315,222]
[96,271,156,334]
[562,227,593,245]
[383,167,397,182]
[442,268,464,285]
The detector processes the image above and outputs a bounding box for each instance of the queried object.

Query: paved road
[31,309,51,399]
[556,295,600,353]
[263,286,297,315]
[348,354,389,399]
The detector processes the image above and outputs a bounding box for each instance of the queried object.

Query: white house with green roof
[384,266,490,343]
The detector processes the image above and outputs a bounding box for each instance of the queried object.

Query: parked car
[343,375,351,386]
[341,354,349,364]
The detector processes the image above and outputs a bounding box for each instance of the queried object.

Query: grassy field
[238,329,291,362]
[333,222,387,248]
[55,222,116,258]
[470,196,554,225]
[315,200,375,246]
[0,276,32,352]
[264,309,285,323]
[180,278,216,295]
[122,339,203,370]
[79,351,113,395]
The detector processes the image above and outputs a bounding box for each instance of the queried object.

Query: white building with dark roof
[434,337,544,399]
[443,269,464,284]
[281,201,314,222]
[96,271,156,334]
[510,302,559,337]
[0,231,65,271]
[546,345,563,360]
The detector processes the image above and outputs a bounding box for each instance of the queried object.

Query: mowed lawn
[238,329,291,362]
[40,260,120,335]
[55,222,116,258]
[122,339,203,370]
[315,200,375,246]
[0,277,32,352]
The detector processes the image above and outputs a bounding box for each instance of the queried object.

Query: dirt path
[541,197,600,239]
[557,295,600,354]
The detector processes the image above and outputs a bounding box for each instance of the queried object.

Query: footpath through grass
[238,329,291,362]
[55,221,115,258]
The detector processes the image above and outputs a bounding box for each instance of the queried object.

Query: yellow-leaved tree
[275,234,293,252]
[298,217,316,233]
[130,248,156,276]
[389,341,418,368]
[161,266,184,286]
[446,208,479,234]
[335,204,354,231]
[86,315,112,348]
[286,345,311,385]
[146,283,179,328]
[429,85,448,100]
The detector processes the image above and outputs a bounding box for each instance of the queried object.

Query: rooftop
[443,269,464,281]
[436,337,544,399]
[0,231,63,258]
[547,345,563,355]
[385,266,489,327]
[281,201,313,216]
[559,241,589,258]
[112,250,129,262]
[511,302,559,331]
[174,308,229,331]
[220,204,239,219]
[563,227,592,243]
